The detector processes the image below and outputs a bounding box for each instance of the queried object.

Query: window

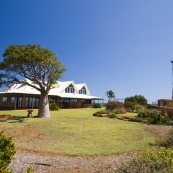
[2,96,7,106]
[50,98,56,103]
[160,102,163,106]
[82,100,91,104]
[25,97,29,107]
[2,97,7,103]
[65,87,75,93]
[79,88,86,94]
[11,97,15,104]
[17,97,22,108]
[25,97,40,108]
[36,98,39,107]
[60,99,78,103]
[70,99,78,102]
[29,98,32,107]
[32,98,36,107]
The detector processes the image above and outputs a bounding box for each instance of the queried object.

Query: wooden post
[15,96,17,110]
[61,98,62,109]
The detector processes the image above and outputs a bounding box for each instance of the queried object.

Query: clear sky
[0,0,173,103]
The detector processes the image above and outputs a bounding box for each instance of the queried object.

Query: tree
[106,90,115,101]
[0,44,66,118]
[124,95,147,105]
[124,95,147,111]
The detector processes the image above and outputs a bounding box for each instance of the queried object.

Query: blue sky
[0,0,173,103]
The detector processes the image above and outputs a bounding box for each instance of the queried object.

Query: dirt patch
[141,124,172,142]
[3,125,51,143]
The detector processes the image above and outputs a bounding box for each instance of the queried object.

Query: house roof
[158,99,173,101]
[0,80,103,100]
[75,83,91,96]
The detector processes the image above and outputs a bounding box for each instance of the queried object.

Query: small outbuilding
[157,99,173,107]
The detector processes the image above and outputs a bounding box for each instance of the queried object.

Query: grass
[117,112,137,117]
[0,108,155,156]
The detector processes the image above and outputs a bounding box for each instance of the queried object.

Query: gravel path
[9,151,134,173]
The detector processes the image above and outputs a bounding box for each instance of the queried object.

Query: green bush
[108,112,116,118]
[27,165,33,173]
[0,131,16,173]
[105,102,117,111]
[138,109,158,118]
[92,103,102,108]
[134,105,146,113]
[49,102,60,111]
[116,147,173,173]
[124,101,139,112]
[113,108,126,114]
[138,109,172,125]
[128,117,146,123]
[106,101,125,112]
[148,115,172,125]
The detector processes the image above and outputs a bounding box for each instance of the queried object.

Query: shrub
[0,131,16,173]
[167,110,173,120]
[108,112,116,118]
[124,101,139,112]
[105,102,116,111]
[27,165,33,173]
[138,109,172,125]
[138,109,160,119]
[49,102,60,111]
[128,117,146,123]
[147,115,172,125]
[116,147,173,173]
[134,105,146,113]
[113,108,126,114]
[106,101,125,111]
[114,102,124,109]
[92,103,101,108]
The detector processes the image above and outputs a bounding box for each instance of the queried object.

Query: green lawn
[0,108,155,156]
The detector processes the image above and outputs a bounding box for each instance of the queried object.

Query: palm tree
[106,90,115,101]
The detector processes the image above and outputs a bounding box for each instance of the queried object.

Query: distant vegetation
[124,94,147,112]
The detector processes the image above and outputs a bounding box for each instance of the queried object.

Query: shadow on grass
[9,116,27,123]
[0,115,35,123]
[7,115,40,123]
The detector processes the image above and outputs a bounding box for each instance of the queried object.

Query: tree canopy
[124,95,147,112]
[106,90,115,101]
[124,95,147,105]
[0,44,66,117]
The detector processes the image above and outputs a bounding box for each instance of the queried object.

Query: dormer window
[65,86,75,93]
[79,88,86,94]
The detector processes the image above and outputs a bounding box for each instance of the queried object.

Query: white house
[0,79,103,109]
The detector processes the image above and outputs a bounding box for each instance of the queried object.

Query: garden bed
[0,114,12,120]
[117,115,136,121]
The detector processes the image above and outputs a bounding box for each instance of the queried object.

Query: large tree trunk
[38,90,50,118]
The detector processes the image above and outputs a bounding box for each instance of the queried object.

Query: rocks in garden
[93,111,108,117]
[0,114,12,120]
[117,116,136,121]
